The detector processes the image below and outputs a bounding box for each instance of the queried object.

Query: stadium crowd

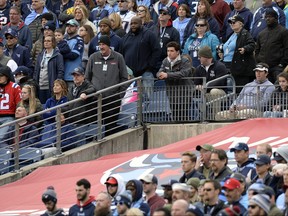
[40,143,288,216]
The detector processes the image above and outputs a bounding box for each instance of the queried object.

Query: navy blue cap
[255,154,271,165]
[161,179,178,188]
[230,142,249,152]
[13,66,31,75]
[5,28,18,38]
[186,205,204,216]
[44,21,56,31]
[71,67,85,75]
[159,6,172,15]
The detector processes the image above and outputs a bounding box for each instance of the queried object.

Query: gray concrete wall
[0,123,230,186]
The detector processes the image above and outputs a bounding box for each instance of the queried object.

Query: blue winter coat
[43,96,68,124]
[34,48,64,92]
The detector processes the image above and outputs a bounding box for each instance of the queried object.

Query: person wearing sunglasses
[248,194,271,216]
[219,15,256,93]
[117,0,136,33]
[115,191,132,216]
[136,5,155,29]
[182,18,219,68]
[150,0,178,24]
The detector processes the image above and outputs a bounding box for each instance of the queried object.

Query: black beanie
[98,35,111,47]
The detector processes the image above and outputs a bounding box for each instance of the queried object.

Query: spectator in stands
[104,175,125,214]
[209,149,232,181]
[88,18,121,55]
[171,199,189,216]
[0,0,11,26]
[264,72,288,118]
[251,155,272,186]
[25,1,57,43]
[0,65,21,141]
[30,14,55,66]
[126,179,151,216]
[17,84,43,127]
[0,41,18,73]
[51,0,74,18]
[248,194,271,216]
[13,66,36,89]
[156,7,180,63]
[77,25,95,68]
[202,180,227,215]
[94,191,112,216]
[161,179,178,207]
[140,174,165,215]
[263,186,283,215]
[208,0,230,30]
[183,0,220,47]
[126,208,144,216]
[67,66,96,145]
[115,190,133,216]
[150,0,178,24]
[256,143,272,158]
[69,178,96,215]
[1,6,33,50]
[250,0,285,41]
[63,19,84,88]
[230,172,248,208]
[223,178,247,215]
[1,106,39,149]
[127,0,137,13]
[183,19,220,68]
[117,0,135,33]
[255,8,288,84]
[86,35,127,135]
[217,206,241,216]
[157,41,193,121]
[3,28,33,72]
[54,28,71,57]
[221,0,253,42]
[195,144,214,178]
[74,5,97,34]
[186,178,200,203]
[180,151,205,183]
[219,15,255,92]
[109,13,126,38]
[245,0,262,13]
[34,35,64,104]
[153,208,171,216]
[120,16,160,98]
[137,5,155,30]
[89,0,110,29]
[58,0,85,24]
[41,186,65,216]
[230,142,257,182]
[43,79,68,124]
[215,63,275,120]
[173,4,191,47]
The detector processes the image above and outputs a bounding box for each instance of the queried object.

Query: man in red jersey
[0,64,22,141]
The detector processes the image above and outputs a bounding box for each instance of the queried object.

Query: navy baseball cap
[255,155,271,165]
[71,67,85,75]
[230,142,249,152]
[5,28,18,38]
[161,179,178,188]
[159,6,172,15]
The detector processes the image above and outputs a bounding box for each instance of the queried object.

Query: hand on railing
[157,72,168,80]
[195,85,203,91]
[80,93,87,100]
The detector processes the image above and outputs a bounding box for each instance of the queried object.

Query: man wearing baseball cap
[223,178,247,215]
[64,18,84,88]
[161,179,178,205]
[140,174,165,215]
[86,35,128,136]
[251,154,272,186]
[195,144,214,178]
[230,142,257,182]
[4,28,33,72]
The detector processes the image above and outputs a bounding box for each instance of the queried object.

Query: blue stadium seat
[18,147,43,167]
[0,148,12,174]
[117,102,138,128]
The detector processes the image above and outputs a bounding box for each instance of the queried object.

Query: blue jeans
[142,72,154,99]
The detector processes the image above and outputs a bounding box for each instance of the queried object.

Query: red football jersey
[0,82,22,115]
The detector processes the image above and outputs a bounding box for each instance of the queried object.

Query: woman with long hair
[173,4,191,47]
[136,5,155,29]
[183,19,220,67]
[43,79,69,124]
[78,25,95,67]
[108,13,126,38]
[182,0,220,46]
[264,72,288,118]
[18,84,43,127]
[127,0,137,13]
[34,35,64,104]
[74,5,97,34]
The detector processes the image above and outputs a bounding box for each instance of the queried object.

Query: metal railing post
[97,94,103,140]
[14,123,20,171]
[137,79,143,126]
[55,108,62,155]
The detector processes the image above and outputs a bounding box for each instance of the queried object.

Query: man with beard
[209,149,232,182]
[41,186,66,216]
[115,191,132,216]
[69,178,96,215]
[94,192,112,216]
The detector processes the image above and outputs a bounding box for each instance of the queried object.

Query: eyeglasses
[228,21,236,25]
[203,188,212,192]
[6,37,14,40]
[137,9,145,13]
[115,201,125,205]
[117,0,126,3]
[160,11,168,15]
[195,24,206,27]
[248,205,257,209]
[107,184,118,187]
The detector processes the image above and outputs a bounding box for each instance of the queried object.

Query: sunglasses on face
[160,11,168,15]
[117,0,126,3]
[115,201,125,205]
[195,24,206,27]
[228,20,236,24]
[248,205,257,209]
[137,9,145,13]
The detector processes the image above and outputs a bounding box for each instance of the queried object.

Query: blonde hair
[74,5,89,22]
[109,13,123,30]
[19,85,37,114]
[126,208,144,216]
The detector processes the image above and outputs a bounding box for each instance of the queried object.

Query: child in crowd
[54,28,71,57]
